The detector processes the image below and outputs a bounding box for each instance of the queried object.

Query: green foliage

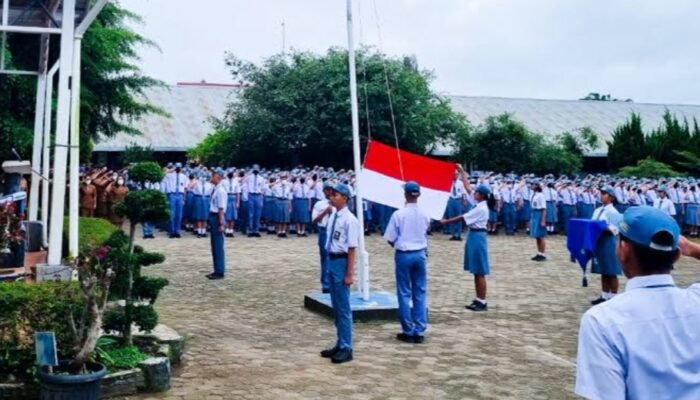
[114,190,170,225]
[646,111,692,167]
[103,304,159,334]
[580,92,633,102]
[95,337,147,371]
[454,113,585,175]
[618,158,683,178]
[0,3,164,165]
[63,216,118,257]
[128,161,165,184]
[192,48,470,166]
[123,144,156,165]
[674,150,700,174]
[0,282,83,378]
[606,113,647,171]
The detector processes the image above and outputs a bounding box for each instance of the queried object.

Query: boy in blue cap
[384,181,431,342]
[576,206,700,400]
[441,165,492,311]
[320,183,360,364]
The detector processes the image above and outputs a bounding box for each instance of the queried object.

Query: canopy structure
[1,0,108,266]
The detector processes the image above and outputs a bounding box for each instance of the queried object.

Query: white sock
[475,297,487,304]
[601,291,609,300]
[607,292,616,299]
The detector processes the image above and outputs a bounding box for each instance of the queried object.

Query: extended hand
[344,274,353,287]
[440,219,450,225]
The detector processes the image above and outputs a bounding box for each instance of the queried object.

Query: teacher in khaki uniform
[206,172,228,280]
[320,183,360,364]
[383,181,431,343]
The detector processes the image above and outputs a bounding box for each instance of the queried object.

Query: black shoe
[320,346,340,358]
[168,234,176,239]
[531,255,546,262]
[331,348,353,364]
[396,333,415,343]
[300,233,308,237]
[206,273,224,280]
[582,277,588,287]
[466,300,487,312]
[413,335,425,344]
[590,296,606,305]
[449,236,462,241]
[254,233,262,237]
[322,288,331,294]
[248,233,255,238]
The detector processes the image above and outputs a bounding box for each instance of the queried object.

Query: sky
[119,0,700,105]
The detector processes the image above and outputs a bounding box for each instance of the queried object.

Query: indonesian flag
[359,140,455,220]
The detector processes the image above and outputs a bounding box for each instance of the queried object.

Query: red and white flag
[359,140,455,220]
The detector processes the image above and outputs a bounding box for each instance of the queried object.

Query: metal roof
[93,84,700,156]
[5,0,90,27]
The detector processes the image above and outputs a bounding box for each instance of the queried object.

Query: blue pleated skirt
[464,230,489,275]
[488,209,498,223]
[263,196,275,220]
[686,204,699,226]
[592,233,621,276]
[225,194,238,221]
[193,195,209,221]
[545,201,557,223]
[292,198,310,223]
[275,199,291,223]
[184,191,195,220]
[529,209,547,238]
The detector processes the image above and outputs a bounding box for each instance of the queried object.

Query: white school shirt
[500,187,515,204]
[245,174,266,194]
[209,183,228,213]
[531,192,546,210]
[575,275,700,400]
[560,188,576,205]
[653,198,676,216]
[311,199,333,228]
[667,187,680,203]
[292,183,310,199]
[544,187,558,202]
[325,207,360,253]
[314,181,325,200]
[461,200,489,230]
[592,203,621,235]
[222,177,240,195]
[450,179,466,199]
[164,172,187,194]
[383,204,431,251]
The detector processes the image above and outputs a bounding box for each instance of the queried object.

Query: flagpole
[346,0,369,301]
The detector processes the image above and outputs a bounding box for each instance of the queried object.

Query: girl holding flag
[441,164,493,312]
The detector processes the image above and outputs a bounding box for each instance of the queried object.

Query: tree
[462,114,536,173]
[558,127,600,158]
[580,92,633,102]
[606,113,647,171]
[618,158,683,178]
[112,162,169,345]
[191,48,471,167]
[123,143,155,165]
[646,111,691,168]
[0,3,164,164]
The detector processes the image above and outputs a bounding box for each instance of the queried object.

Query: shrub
[0,282,83,378]
[95,337,148,371]
[618,158,684,178]
[62,217,118,257]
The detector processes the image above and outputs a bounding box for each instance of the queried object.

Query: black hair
[300,177,306,184]
[533,184,543,193]
[312,174,318,181]
[227,172,234,179]
[238,171,245,178]
[486,193,497,211]
[620,232,678,274]
[189,174,195,180]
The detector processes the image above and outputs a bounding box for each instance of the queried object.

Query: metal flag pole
[346,0,370,301]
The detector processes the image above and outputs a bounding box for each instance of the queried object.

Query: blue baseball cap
[600,186,616,198]
[332,183,352,198]
[475,184,491,196]
[403,181,421,195]
[619,206,680,252]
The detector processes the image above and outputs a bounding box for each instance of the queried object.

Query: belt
[396,248,426,254]
[469,228,487,232]
[194,195,203,197]
[328,253,348,260]
[318,225,327,230]
[227,193,237,196]
[276,197,288,200]
[249,192,262,195]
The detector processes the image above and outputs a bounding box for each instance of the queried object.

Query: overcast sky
[119,0,700,105]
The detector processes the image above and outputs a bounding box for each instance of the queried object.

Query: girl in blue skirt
[684,186,699,237]
[184,174,197,232]
[441,164,492,312]
[273,175,292,238]
[589,186,622,305]
[530,181,548,261]
[263,178,276,234]
[544,182,558,234]
[292,177,311,237]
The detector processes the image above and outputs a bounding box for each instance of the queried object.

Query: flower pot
[36,361,107,400]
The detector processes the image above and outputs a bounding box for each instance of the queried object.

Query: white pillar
[47,0,76,266]
[346,0,370,300]
[29,73,47,221]
[42,61,59,246]
[68,38,82,257]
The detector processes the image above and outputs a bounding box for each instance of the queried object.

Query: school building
[92,82,700,170]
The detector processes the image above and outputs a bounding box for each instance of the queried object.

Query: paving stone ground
[122,229,699,400]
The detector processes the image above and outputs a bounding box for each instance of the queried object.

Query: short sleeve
[574,313,626,400]
[346,217,360,248]
[383,212,399,244]
[462,207,479,225]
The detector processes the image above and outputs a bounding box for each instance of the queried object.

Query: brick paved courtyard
[124,231,699,400]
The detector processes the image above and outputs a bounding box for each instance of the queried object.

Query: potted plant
[35,244,114,400]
